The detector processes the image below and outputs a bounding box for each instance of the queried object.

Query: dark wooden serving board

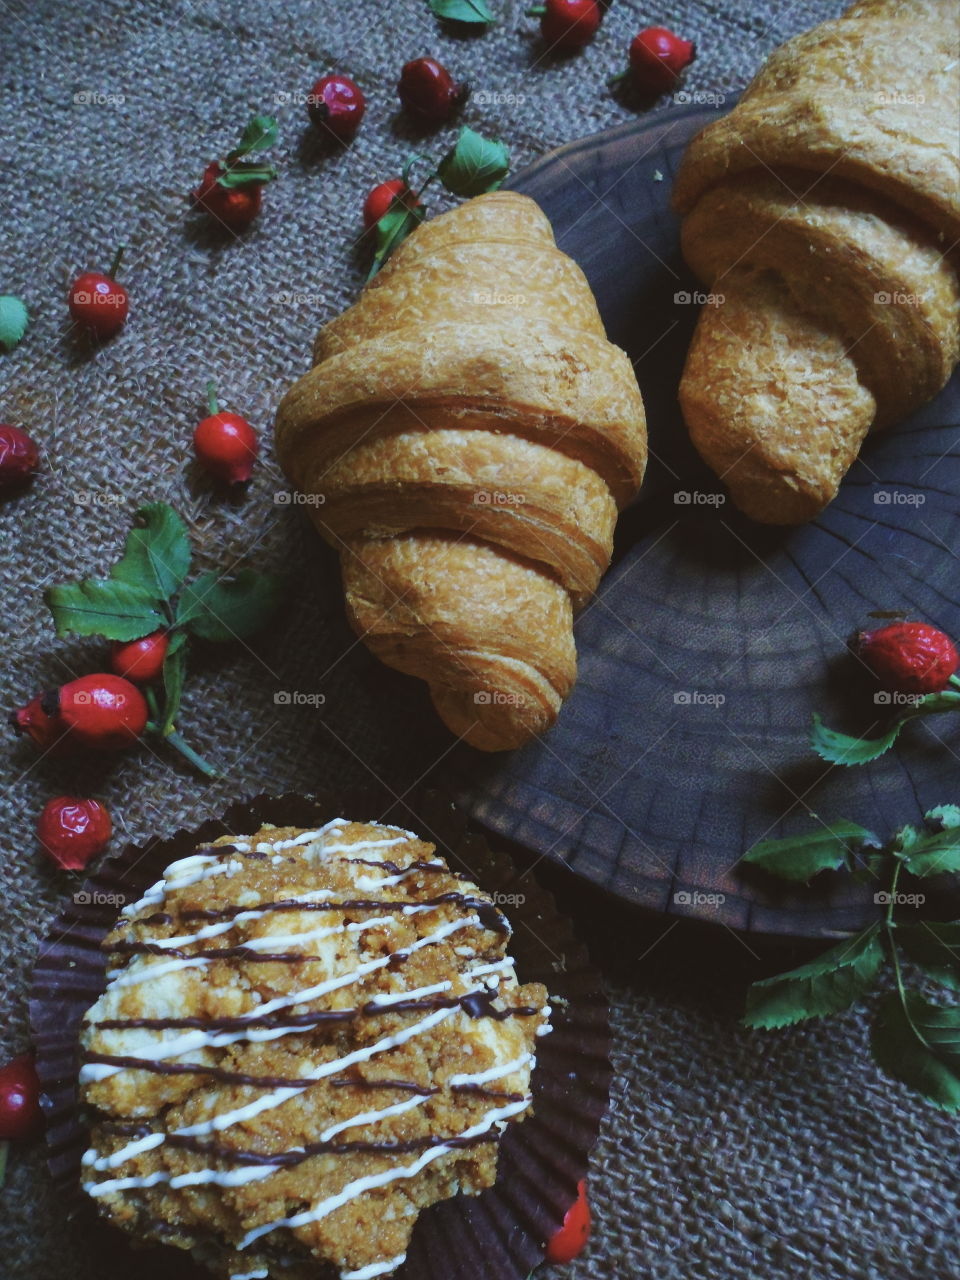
[442,105,960,939]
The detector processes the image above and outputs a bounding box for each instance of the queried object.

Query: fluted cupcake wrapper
[29,788,611,1280]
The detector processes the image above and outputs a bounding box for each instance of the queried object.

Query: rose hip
[37,796,112,870]
[628,26,696,94]
[398,58,467,125]
[48,674,148,749]
[111,631,169,684]
[0,424,40,493]
[308,74,366,142]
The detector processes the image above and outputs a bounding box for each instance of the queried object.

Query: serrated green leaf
[367,203,426,280]
[744,926,884,1029]
[428,0,494,22]
[898,922,960,992]
[810,713,902,765]
[437,127,510,198]
[899,827,960,878]
[45,578,166,641]
[871,991,960,1111]
[236,114,278,154]
[112,503,191,602]
[926,805,960,831]
[178,569,283,642]
[741,820,879,883]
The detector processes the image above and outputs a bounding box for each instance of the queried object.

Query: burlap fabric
[2,1,957,1278]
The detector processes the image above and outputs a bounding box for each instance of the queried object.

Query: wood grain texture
[441,106,960,938]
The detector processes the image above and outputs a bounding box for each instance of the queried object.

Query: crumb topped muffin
[79,818,551,1280]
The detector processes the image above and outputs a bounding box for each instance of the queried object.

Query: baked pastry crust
[275,191,647,749]
[80,819,550,1280]
[673,0,960,523]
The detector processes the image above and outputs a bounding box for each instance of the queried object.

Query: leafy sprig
[811,676,960,766]
[742,807,960,1110]
[45,502,283,776]
[427,0,495,27]
[366,128,510,278]
[217,114,279,189]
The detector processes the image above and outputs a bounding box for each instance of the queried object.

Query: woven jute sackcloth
[2,1,957,1278]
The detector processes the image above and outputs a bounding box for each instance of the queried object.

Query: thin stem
[884,857,936,1053]
[108,245,125,279]
[206,381,219,416]
[0,1140,8,1189]
[162,728,220,779]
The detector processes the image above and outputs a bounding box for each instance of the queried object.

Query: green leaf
[437,127,510,198]
[741,820,879,883]
[810,713,902,765]
[0,294,29,352]
[236,114,278,155]
[160,643,188,736]
[367,204,427,280]
[899,827,960,878]
[45,578,165,641]
[898,922,960,992]
[177,569,284,642]
[112,503,191,602]
[428,0,494,23]
[871,991,960,1111]
[744,926,884,1029]
[926,805,960,830]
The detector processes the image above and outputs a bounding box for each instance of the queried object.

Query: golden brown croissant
[673,0,960,524]
[275,192,647,750]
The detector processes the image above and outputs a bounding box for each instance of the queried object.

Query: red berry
[192,160,264,232]
[308,74,366,142]
[546,1179,591,1263]
[0,424,40,493]
[0,1054,41,1142]
[37,796,112,870]
[539,0,602,52]
[194,410,259,486]
[856,622,959,696]
[8,694,70,752]
[398,58,467,125]
[69,251,129,338]
[111,631,169,684]
[52,674,148,749]
[363,179,421,229]
[628,26,696,94]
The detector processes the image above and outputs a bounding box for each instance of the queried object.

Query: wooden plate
[442,105,960,939]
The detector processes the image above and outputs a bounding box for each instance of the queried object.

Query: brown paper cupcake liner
[29,788,612,1280]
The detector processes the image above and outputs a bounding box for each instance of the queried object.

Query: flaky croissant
[673,0,960,524]
[275,192,647,750]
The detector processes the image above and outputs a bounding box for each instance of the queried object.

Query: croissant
[673,0,960,524]
[275,192,647,750]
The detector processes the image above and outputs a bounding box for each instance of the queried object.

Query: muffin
[78,817,552,1280]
